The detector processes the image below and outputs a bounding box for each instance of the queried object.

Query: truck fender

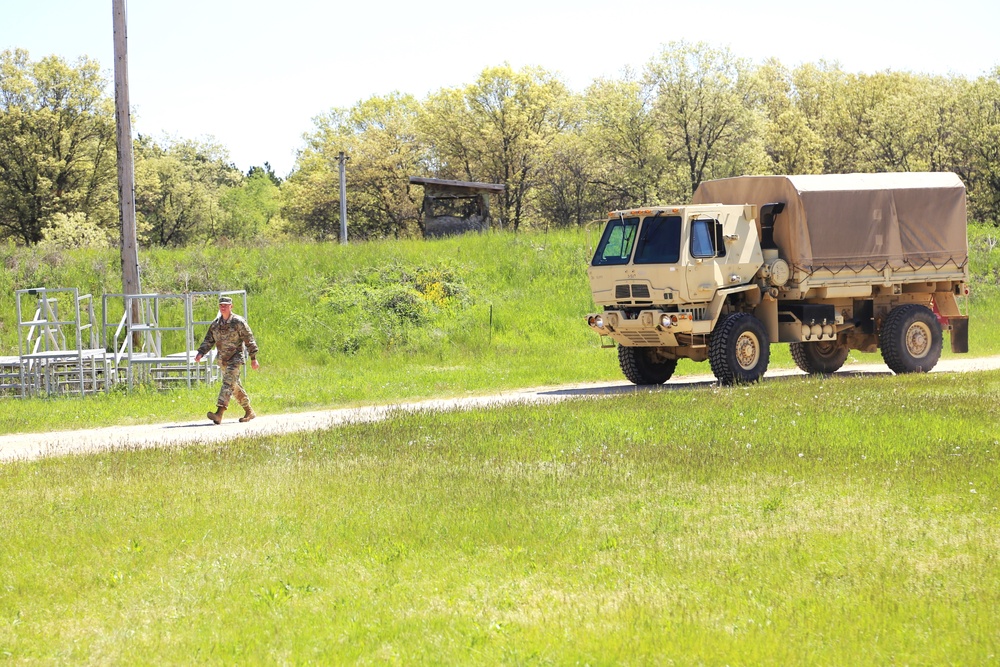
[705,284,763,329]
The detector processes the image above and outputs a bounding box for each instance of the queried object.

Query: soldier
[194,295,260,424]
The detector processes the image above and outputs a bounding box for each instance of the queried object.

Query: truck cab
[588,204,762,310]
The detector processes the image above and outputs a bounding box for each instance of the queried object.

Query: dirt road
[4,356,1000,463]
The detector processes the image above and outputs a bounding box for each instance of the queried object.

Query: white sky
[3,0,998,177]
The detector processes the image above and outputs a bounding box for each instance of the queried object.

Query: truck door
[685,216,727,301]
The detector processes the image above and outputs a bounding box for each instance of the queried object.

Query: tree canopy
[3,46,1000,249]
[0,49,116,245]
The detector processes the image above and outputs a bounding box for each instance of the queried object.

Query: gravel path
[4,356,1000,463]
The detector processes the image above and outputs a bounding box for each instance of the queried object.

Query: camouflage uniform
[197,312,259,410]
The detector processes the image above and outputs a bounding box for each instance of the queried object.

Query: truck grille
[614,283,651,302]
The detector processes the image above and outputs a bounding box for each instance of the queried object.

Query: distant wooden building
[409,177,505,238]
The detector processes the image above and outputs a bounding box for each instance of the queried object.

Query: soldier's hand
[251,359,260,371]
[194,353,202,363]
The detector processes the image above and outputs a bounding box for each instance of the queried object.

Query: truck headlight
[589,315,604,329]
[660,314,672,328]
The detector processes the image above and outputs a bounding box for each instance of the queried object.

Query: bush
[306,262,470,354]
[39,213,116,250]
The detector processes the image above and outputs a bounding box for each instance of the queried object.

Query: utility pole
[113,0,142,324]
[337,151,349,244]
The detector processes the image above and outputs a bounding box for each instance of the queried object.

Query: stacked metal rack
[1,287,248,398]
[12,288,115,397]
[0,354,25,397]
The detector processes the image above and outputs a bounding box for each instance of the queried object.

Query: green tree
[845,72,938,173]
[533,118,597,228]
[38,211,115,249]
[794,68,961,177]
[421,65,571,230]
[280,149,341,241]
[753,59,823,175]
[248,162,282,186]
[285,92,424,240]
[218,167,283,242]
[0,49,117,245]
[952,69,1000,222]
[791,62,857,173]
[582,73,679,208]
[920,76,968,175]
[133,136,242,246]
[645,42,767,197]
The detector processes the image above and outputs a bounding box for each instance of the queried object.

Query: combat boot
[239,407,256,423]
[207,406,227,424]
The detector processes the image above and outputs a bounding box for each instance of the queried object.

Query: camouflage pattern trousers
[216,358,251,410]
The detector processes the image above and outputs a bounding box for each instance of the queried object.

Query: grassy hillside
[0,223,998,434]
[0,229,617,433]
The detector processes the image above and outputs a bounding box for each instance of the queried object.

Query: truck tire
[709,312,770,385]
[880,304,942,374]
[790,340,849,375]
[618,346,678,385]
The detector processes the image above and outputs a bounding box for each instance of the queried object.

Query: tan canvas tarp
[692,173,968,272]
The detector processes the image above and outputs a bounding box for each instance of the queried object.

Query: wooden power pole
[113,0,142,310]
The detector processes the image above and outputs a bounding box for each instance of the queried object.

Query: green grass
[2,370,999,663]
[1,223,999,435]
[0,230,620,434]
[2,219,999,663]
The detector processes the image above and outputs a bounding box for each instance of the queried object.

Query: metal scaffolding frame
[0,287,249,398]
[0,355,25,397]
[12,287,115,397]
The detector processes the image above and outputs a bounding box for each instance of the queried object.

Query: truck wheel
[880,304,942,374]
[708,313,770,385]
[790,340,849,374]
[618,346,678,385]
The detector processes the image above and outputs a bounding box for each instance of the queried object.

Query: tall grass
[1,370,998,663]
[0,231,613,433]
[0,222,998,435]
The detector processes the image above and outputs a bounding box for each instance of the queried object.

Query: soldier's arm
[240,321,259,360]
[195,324,216,358]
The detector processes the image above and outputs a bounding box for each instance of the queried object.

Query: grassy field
[1,223,999,662]
[0,223,998,435]
[1,370,998,663]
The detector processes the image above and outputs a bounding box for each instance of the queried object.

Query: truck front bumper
[585,309,696,347]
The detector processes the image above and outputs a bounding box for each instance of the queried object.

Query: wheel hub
[736,332,760,369]
[814,341,838,358]
[905,321,932,359]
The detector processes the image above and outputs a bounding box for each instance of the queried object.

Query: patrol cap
[218,296,233,305]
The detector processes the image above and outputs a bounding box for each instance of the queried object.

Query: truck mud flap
[950,316,969,353]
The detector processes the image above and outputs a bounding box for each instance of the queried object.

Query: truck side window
[592,216,640,265]
[691,218,726,258]
[633,215,682,264]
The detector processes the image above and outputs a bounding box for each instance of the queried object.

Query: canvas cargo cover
[691,173,968,272]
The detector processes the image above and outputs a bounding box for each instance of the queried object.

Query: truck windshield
[633,215,682,264]
[592,216,639,265]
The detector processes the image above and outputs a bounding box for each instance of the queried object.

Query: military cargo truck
[585,172,970,385]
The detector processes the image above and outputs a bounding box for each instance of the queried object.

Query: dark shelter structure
[409,177,505,238]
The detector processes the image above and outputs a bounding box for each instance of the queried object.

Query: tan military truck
[585,172,970,385]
